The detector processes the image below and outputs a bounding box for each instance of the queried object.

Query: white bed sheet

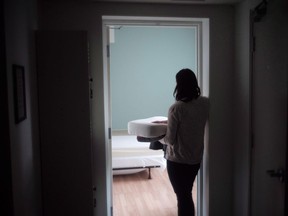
[128,116,167,138]
[112,134,166,175]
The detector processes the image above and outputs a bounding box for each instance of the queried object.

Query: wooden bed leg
[148,168,152,179]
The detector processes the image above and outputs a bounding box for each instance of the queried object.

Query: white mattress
[112,134,166,175]
[127,116,167,138]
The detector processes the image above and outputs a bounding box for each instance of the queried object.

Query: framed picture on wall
[13,64,27,124]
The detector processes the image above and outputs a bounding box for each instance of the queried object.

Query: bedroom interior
[112,117,198,215]
[112,166,197,216]
[106,20,206,215]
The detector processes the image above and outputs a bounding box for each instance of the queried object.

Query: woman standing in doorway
[156,68,209,216]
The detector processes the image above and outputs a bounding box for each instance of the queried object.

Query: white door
[36,31,94,216]
[251,0,287,215]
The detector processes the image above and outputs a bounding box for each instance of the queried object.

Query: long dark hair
[173,68,201,102]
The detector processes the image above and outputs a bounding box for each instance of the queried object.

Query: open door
[36,31,94,216]
[250,0,287,215]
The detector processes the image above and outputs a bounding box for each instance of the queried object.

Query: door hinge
[108,127,111,140]
[93,198,96,208]
[90,89,93,99]
[88,42,90,64]
[93,186,96,208]
[252,36,256,52]
[107,45,110,58]
[89,78,93,99]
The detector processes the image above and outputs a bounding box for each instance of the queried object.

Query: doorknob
[266,168,285,183]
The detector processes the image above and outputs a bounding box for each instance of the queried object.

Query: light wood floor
[112,168,197,216]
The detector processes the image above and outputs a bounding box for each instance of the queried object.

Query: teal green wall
[110,26,196,130]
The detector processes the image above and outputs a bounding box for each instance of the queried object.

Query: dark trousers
[167,160,200,216]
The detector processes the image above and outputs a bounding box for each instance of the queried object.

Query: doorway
[102,16,210,216]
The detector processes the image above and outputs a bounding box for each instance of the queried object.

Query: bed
[112,116,168,179]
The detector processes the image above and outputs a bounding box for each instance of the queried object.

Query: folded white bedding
[112,134,166,175]
[128,116,167,138]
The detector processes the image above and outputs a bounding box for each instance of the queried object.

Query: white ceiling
[92,0,243,4]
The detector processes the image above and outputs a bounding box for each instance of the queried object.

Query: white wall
[110,26,197,130]
[233,1,251,215]
[4,0,42,215]
[39,2,235,216]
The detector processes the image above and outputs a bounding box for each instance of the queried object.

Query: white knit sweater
[161,96,209,165]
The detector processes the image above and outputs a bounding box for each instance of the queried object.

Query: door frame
[102,15,210,216]
[1,1,13,215]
